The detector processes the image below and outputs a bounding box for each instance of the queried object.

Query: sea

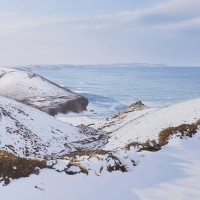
[30,65,200,119]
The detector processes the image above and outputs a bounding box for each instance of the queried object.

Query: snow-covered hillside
[42,99,200,179]
[0,96,108,158]
[0,67,88,115]
[91,99,200,150]
[1,97,200,199]
[2,130,199,200]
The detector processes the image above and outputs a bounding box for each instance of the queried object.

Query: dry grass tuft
[126,140,161,152]
[158,119,200,146]
[0,151,46,185]
[106,154,128,173]
[107,163,128,173]
[126,119,200,152]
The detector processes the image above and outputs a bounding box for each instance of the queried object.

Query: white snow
[131,131,200,200]
[51,160,70,172]
[66,166,81,173]
[0,67,77,102]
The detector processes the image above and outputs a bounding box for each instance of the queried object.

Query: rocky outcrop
[0,68,88,116]
[92,101,148,133]
[128,101,145,109]
[22,94,88,116]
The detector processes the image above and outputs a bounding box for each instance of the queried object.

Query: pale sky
[0,0,200,66]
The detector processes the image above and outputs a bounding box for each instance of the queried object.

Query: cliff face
[0,67,88,116]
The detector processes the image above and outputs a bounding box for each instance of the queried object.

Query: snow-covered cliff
[0,67,88,115]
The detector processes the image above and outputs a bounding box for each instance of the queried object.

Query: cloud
[1,0,200,34]
[94,0,200,32]
[152,17,200,32]
[0,0,200,66]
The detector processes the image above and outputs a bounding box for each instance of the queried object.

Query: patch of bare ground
[0,151,46,185]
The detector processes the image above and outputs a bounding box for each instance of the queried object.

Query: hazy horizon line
[2,62,200,68]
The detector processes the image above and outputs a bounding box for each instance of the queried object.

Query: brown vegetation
[0,150,46,185]
[107,163,128,173]
[158,119,200,146]
[126,119,200,152]
[125,140,161,152]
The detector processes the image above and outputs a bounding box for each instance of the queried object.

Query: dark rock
[23,95,88,116]
[128,101,145,109]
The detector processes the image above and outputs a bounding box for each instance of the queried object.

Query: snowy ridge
[0,96,108,158]
[92,99,200,150]
[0,67,88,115]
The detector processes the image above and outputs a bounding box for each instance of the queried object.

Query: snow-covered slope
[0,67,88,115]
[2,130,198,200]
[0,96,107,158]
[92,99,200,150]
